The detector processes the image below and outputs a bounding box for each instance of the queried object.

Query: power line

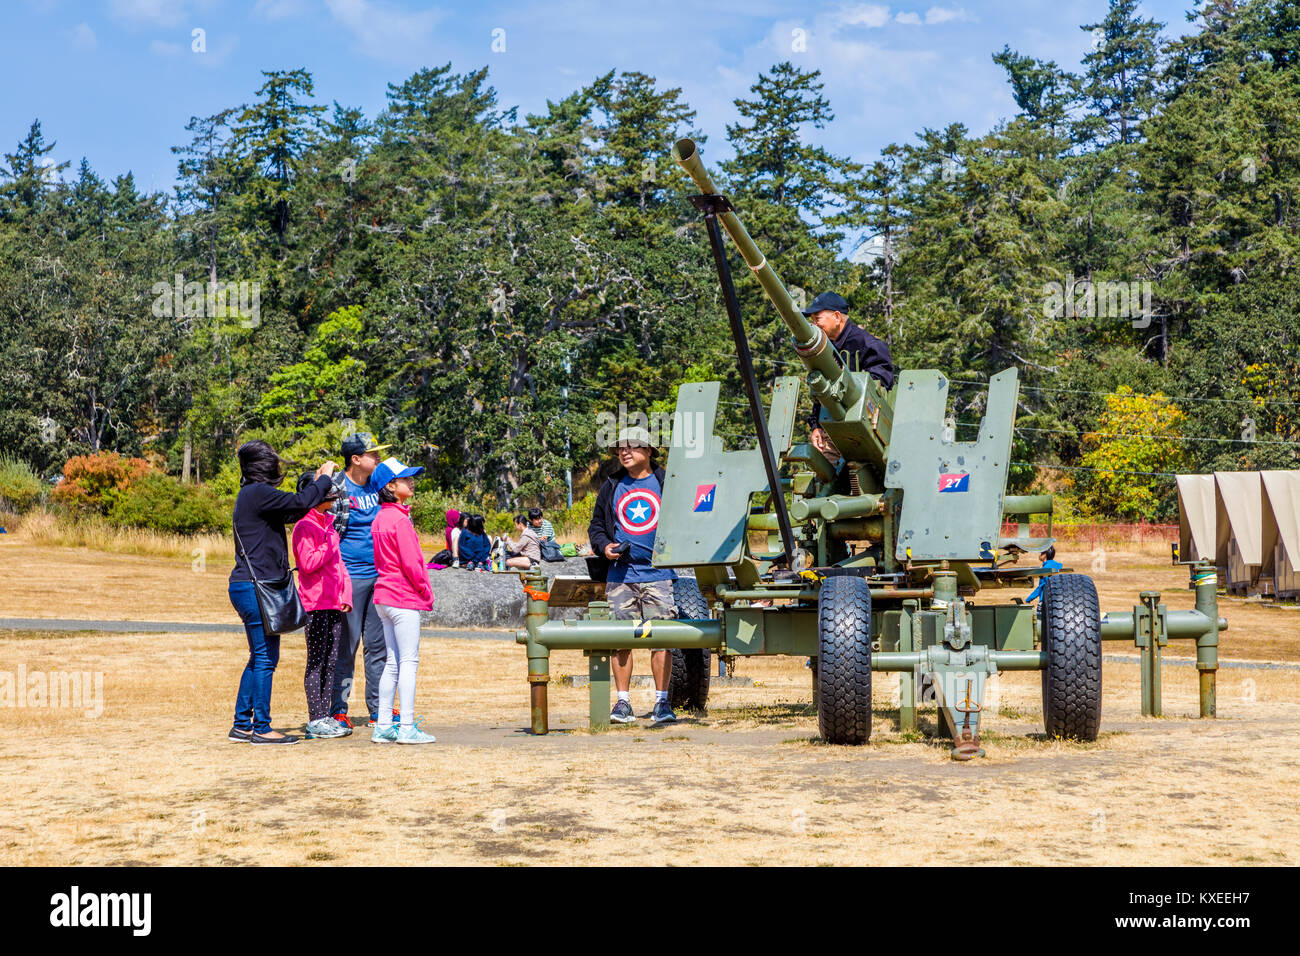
[947,376,1300,410]
[1012,425,1300,447]
[1013,461,1179,480]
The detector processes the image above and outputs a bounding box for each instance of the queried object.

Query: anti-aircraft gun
[516,139,1227,759]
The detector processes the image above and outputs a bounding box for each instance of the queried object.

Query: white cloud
[836,4,892,29]
[895,11,922,25]
[924,6,968,25]
[70,22,97,49]
[324,0,445,64]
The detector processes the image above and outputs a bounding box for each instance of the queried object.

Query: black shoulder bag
[233,523,307,636]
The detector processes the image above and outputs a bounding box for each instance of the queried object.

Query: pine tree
[1078,0,1164,146]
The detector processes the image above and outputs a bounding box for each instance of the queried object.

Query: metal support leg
[899,603,917,732]
[523,568,551,734]
[1193,563,1219,718]
[588,651,611,730]
[1138,591,1163,717]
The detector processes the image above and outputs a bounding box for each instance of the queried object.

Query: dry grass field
[1,531,1297,866]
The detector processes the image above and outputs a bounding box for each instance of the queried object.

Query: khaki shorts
[607,580,676,621]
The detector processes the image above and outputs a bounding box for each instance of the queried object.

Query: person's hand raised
[316,460,337,478]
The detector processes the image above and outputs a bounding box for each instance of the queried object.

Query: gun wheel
[1040,574,1103,741]
[669,577,711,712]
[817,575,873,745]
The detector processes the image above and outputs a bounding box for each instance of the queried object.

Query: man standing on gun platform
[329,431,394,729]
[588,427,678,725]
[803,291,894,465]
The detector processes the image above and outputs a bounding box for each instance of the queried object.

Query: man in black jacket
[802,291,895,464]
[588,427,678,725]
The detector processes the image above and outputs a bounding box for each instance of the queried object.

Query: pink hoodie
[292,508,354,613]
[371,502,434,611]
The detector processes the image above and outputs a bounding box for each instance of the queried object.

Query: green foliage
[5,4,1300,523]
[108,473,231,534]
[257,306,370,426]
[0,455,45,513]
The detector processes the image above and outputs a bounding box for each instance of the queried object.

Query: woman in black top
[228,440,337,745]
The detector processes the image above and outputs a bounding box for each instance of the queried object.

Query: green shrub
[410,492,453,535]
[51,452,152,514]
[0,456,46,513]
[109,473,232,534]
[555,492,596,536]
[486,511,515,536]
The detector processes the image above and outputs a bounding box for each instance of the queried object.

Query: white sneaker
[395,721,436,744]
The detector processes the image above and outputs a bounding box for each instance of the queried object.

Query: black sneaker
[228,726,253,743]
[250,732,300,745]
[651,700,677,725]
[609,699,636,724]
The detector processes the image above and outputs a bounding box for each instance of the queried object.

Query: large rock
[419,558,697,629]
[420,557,592,629]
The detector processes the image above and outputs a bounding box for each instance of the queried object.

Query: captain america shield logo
[615,489,661,536]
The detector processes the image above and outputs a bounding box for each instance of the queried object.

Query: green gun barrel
[671,138,863,418]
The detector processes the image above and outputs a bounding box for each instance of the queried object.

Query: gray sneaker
[610,699,636,724]
[651,700,677,725]
[306,718,344,739]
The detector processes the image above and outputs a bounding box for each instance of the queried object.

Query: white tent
[1214,471,1264,594]
[1176,474,1216,562]
[1261,470,1300,599]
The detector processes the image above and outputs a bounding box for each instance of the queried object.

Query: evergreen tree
[1078,0,1164,146]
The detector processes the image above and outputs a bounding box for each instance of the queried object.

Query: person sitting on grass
[457,514,492,571]
[504,514,542,570]
[426,508,467,570]
[528,507,556,542]
[1026,546,1064,604]
[369,456,436,745]
[292,472,353,740]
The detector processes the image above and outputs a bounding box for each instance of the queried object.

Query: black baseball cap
[801,291,849,316]
[297,471,340,501]
[340,431,390,463]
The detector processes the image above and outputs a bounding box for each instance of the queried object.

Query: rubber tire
[1040,573,1103,741]
[669,577,711,712]
[817,575,873,745]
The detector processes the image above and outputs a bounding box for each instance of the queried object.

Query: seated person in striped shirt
[528,507,555,542]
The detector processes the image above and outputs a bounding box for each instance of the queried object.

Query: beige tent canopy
[1176,474,1216,562]
[1261,470,1300,599]
[1214,471,1264,593]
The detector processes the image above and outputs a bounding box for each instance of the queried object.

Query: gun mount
[515,139,1228,760]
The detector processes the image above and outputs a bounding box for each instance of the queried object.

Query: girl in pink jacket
[369,457,436,744]
[292,473,354,739]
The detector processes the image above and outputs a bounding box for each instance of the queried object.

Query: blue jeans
[229,581,281,734]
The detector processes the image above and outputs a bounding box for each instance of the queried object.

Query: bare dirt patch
[0,627,1295,866]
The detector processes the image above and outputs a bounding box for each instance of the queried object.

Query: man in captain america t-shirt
[587,426,678,726]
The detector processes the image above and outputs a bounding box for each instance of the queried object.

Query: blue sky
[4,0,1204,194]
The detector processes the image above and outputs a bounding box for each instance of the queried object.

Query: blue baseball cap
[801,291,849,316]
[371,456,424,489]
